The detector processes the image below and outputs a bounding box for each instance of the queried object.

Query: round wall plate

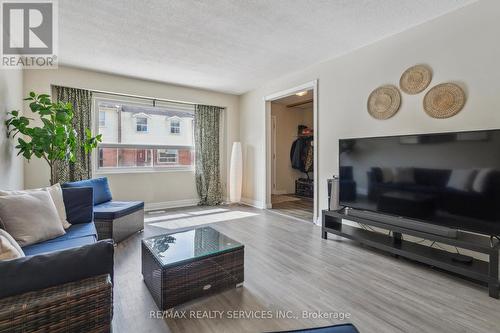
[367,85,401,120]
[423,83,465,119]
[400,64,432,95]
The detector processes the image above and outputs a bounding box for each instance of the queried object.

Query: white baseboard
[240,197,266,209]
[272,189,289,195]
[314,216,321,226]
[145,199,199,211]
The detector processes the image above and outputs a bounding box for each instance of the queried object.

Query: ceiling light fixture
[295,91,308,97]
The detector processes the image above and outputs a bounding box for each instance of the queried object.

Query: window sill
[94,167,194,176]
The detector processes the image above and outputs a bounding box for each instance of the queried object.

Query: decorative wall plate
[400,65,432,94]
[367,85,401,120]
[423,83,465,119]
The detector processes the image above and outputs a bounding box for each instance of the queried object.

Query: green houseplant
[5,92,102,185]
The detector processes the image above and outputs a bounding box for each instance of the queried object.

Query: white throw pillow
[0,184,71,229]
[472,168,493,193]
[0,191,66,246]
[447,169,477,192]
[394,167,415,183]
[0,229,24,260]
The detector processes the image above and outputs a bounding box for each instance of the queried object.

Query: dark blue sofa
[0,187,114,332]
[63,177,144,243]
[367,167,500,221]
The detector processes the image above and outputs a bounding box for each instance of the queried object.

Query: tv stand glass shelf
[322,208,499,299]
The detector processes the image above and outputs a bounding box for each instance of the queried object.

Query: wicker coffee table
[141,227,244,310]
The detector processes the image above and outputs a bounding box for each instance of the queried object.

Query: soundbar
[345,208,458,238]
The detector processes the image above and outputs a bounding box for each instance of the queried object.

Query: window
[170,118,180,134]
[94,95,195,172]
[158,149,178,164]
[136,117,148,132]
[99,111,106,127]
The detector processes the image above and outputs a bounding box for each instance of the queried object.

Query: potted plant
[5,92,102,185]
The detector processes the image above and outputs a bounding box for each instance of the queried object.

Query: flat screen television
[339,129,500,236]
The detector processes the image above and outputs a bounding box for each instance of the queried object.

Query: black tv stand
[322,208,499,299]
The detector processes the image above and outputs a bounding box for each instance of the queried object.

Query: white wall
[0,69,24,190]
[239,0,500,215]
[23,66,239,207]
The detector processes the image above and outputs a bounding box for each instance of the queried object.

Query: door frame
[271,115,278,195]
[264,80,319,224]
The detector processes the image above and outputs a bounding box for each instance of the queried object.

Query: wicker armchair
[0,187,114,333]
[0,275,113,333]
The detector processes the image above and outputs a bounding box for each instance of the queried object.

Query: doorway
[265,81,318,223]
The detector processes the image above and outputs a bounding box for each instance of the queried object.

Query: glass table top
[142,227,244,267]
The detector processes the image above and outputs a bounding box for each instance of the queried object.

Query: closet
[270,90,314,222]
[290,126,314,197]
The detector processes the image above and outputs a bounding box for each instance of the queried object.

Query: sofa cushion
[0,191,66,247]
[62,187,94,224]
[63,177,112,205]
[0,184,71,230]
[0,240,114,299]
[394,167,415,184]
[22,223,97,256]
[381,167,394,183]
[370,167,383,183]
[45,222,97,243]
[414,168,451,187]
[0,229,24,260]
[472,168,494,193]
[447,169,477,192]
[94,201,144,220]
[22,235,96,256]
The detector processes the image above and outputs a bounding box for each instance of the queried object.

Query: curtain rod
[50,84,202,106]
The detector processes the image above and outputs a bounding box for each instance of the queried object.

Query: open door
[267,89,315,222]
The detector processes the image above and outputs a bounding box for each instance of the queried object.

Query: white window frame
[169,117,181,135]
[99,111,106,127]
[157,149,178,164]
[134,115,149,133]
[92,95,195,175]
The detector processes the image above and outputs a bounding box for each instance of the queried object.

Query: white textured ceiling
[59,0,475,94]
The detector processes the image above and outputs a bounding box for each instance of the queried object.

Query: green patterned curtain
[195,105,223,206]
[52,86,93,184]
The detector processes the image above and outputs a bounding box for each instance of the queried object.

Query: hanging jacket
[290,137,313,172]
[290,140,298,168]
[290,138,304,170]
[304,142,313,172]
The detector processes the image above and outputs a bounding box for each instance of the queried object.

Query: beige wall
[23,66,239,207]
[239,0,500,215]
[0,69,24,190]
[271,102,313,194]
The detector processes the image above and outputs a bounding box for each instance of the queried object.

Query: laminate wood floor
[113,205,500,333]
[271,195,313,222]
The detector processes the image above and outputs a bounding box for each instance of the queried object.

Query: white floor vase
[229,142,242,203]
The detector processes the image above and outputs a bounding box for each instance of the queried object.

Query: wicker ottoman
[141,227,244,310]
[95,208,144,243]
